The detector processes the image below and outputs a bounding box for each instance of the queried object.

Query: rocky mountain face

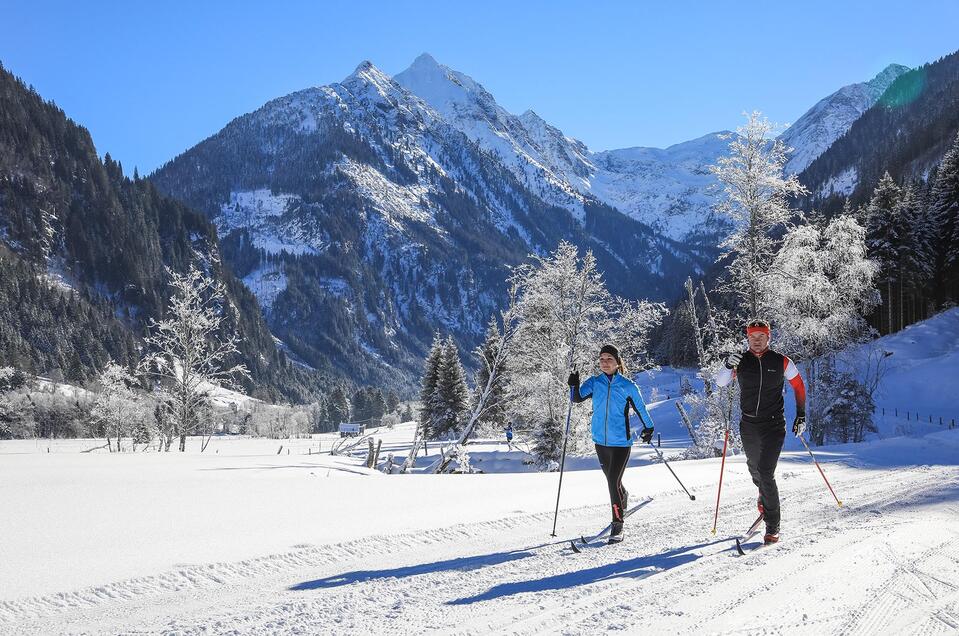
[151,61,698,389]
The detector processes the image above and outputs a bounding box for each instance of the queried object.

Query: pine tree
[428,338,468,439]
[351,388,371,423]
[865,172,903,334]
[896,183,934,328]
[328,385,351,426]
[418,334,445,437]
[934,131,959,304]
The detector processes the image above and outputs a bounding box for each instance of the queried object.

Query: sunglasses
[746,320,770,329]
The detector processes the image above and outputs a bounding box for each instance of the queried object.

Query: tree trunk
[898,278,903,332]
[887,281,893,335]
[179,433,186,452]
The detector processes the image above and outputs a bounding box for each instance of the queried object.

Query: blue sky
[2,1,957,174]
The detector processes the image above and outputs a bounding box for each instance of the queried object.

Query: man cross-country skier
[715,319,806,545]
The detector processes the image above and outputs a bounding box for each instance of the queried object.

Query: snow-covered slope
[589,133,735,246]
[842,307,959,421]
[780,64,911,176]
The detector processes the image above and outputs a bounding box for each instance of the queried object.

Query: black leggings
[595,444,631,522]
[739,418,786,532]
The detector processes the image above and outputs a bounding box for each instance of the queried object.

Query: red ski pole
[798,434,843,507]
[711,425,730,535]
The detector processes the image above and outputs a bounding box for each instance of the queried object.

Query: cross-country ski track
[3,438,958,635]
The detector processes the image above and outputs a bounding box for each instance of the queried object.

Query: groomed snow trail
[3,458,957,635]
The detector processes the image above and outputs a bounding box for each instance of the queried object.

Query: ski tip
[735,538,745,556]
[569,541,581,553]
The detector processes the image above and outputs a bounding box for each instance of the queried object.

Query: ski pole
[646,440,696,501]
[711,425,730,535]
[550,381,575,536]
[551,348,578,537]
[797,434,842,507]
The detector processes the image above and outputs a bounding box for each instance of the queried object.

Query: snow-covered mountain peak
[404,52,447,78]
[341,60,400,99]
[867,63,912,92]
[518,109,544,127]
[395,55,594,210]
[394,54,494,117]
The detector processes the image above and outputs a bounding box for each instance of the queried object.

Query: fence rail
[875,405,956,429]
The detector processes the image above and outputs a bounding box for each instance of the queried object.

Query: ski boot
[608,521,624,544]
[763,525,779,545]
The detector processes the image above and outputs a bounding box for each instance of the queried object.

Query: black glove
[567,370,580,388]
[641,427,654,444]
[792,414,806,436]
[724,352,743,369]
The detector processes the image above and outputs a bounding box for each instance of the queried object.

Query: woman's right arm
[571,376,593,403]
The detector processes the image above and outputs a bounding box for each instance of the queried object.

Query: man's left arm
[784,356,807,435]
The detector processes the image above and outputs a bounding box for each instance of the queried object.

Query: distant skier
[715,319,806,545]
[568,344,655,544]
[504,423,514,449]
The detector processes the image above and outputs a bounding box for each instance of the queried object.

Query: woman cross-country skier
[568,344,655,544]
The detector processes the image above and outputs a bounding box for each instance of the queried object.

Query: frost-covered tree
[91,362,142,452]
[679,279,741,458]
[816,357,876,444]
[138,266,249,452]
[471,320,510,432]
[0,367,16,439]
[506,242,666,468]
[763,213,879,444]
[710,111,807,318]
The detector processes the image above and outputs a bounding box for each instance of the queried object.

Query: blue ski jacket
[571,372,653,447]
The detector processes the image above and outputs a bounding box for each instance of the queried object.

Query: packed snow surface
[2,311,958,634]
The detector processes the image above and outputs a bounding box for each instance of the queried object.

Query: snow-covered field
[2,311,959,635]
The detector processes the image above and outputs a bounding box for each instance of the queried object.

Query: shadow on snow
[446,539,724,605]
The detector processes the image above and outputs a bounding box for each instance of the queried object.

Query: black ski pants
[739,417,786,533]
[595,443,631,522]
